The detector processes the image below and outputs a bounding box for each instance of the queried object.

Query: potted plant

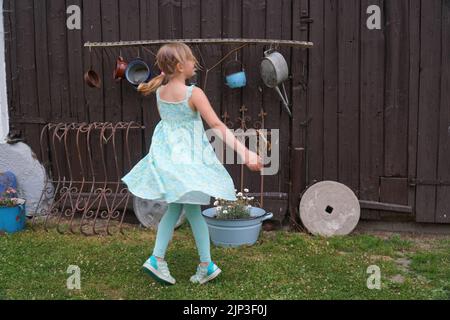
[0,187,26,234]
[202,188,273,247]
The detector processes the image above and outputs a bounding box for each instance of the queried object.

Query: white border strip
[0,0,9,143]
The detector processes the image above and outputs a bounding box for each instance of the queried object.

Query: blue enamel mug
[224,60,246,89]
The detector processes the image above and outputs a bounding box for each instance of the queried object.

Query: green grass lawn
[0,222,449,300]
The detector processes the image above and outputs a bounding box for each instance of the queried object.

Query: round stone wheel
[0,142,54,217]
[132,196,185,229]
[299,181,360,237]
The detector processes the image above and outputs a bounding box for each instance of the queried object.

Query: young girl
[121,43,263,285]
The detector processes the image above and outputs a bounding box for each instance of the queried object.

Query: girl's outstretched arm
[191,87,263,172]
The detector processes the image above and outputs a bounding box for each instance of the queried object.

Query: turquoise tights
[152,203,211,263]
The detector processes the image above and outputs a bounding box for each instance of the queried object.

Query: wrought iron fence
[31,122,144,235]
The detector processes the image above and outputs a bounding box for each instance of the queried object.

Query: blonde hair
[137,42,202,96]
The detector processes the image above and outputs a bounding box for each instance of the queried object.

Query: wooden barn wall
[2,0,302,222]
[3,0,450,224]
[307,0,450,224]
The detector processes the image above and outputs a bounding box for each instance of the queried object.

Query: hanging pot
[223,59,246,89]
[260,49,292,117]
[84,49,101,89]
[84,70,101,88]
[125,58,152,90]
[113,56,128,81]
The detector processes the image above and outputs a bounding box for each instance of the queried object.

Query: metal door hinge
[300,17,314,24]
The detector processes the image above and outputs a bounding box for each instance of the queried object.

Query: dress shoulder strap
[186,84,195,100]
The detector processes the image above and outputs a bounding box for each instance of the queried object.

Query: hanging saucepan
[84,48,101,89]
[260,49,292,117]
[223,59,246,89]
[113,56,128,81]
[125,58,152,90]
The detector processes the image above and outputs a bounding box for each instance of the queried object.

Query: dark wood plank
[408,0,421,214]
[201,0,222,102]
[380,177,409,205]
[384,0,409,177]
[140,0,161,158]
[415,0,442,223]
[359,0,384,220]
[183,0,202,89]
[119,0,143,170]
[242,0,265,197]
[83,0,104,181]
[159,0,182,39]
[3,0,23,146]
[278,0,292,202]
[33,0,53,170]
[337,0,360,195]
[67,0,85,122]
[182,0,200,39]
[307,0,324,185]
[290,0,309,227]
[66,0,85,183]
[48,0,71,120]
[102,0,124,182]
[4,0,19,118]
[221,0,242,195]
[262,0,287,219]
[15,0,41,162]
[436,0,450,224]
[323,0,339,181]
[3,0,13,121]
[33,0,52,136]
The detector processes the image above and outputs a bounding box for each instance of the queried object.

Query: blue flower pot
[0,203,26,234]
[201,207,273,247]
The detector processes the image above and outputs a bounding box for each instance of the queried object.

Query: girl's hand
[244,151,263,172]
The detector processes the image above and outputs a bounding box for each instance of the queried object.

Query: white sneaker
[190,261,222,284]
[142,255,176,285]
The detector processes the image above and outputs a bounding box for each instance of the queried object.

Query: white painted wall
[0,0,9,143]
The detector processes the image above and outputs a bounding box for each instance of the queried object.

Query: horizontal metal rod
[245,192,289,200]
[409,178,450,186]
[84,38,314,48]
[359,200,413,214]
[48,180,127,185]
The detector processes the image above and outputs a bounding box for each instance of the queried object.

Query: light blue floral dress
[121,84,237,205]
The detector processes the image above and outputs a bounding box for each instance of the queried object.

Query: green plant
[0,187,23,208]
[213,188,256,220]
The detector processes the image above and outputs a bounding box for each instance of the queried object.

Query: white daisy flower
[213,200,219,206]
[244,188,249,192]
[237,192,243,197]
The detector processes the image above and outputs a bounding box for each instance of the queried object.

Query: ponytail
[137,73,166,96]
